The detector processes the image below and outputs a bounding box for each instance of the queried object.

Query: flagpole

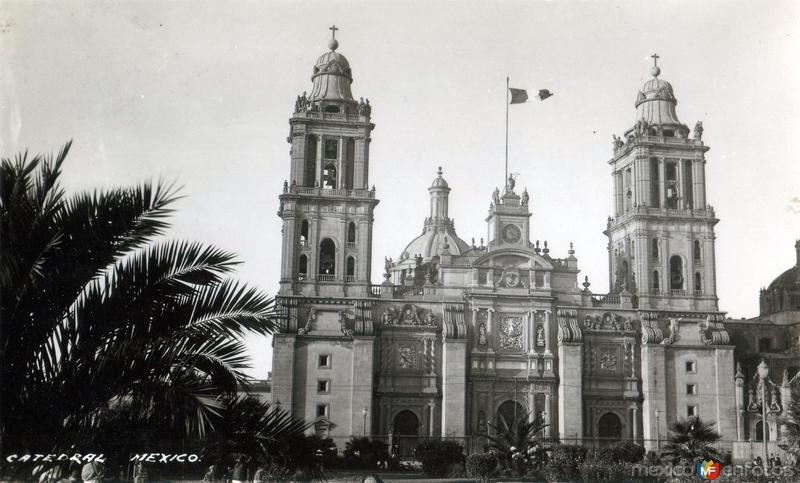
[505,76,509,186]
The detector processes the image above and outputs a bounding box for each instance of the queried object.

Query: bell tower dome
[604,55,719,312]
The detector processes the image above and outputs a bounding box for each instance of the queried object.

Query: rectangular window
[686,384,697,395]
[324,139,338,159]
[687,405,698,417]
[316,404,329,418]
[317,380,330,394]
[318,354,331,368]
[685,361,696,373]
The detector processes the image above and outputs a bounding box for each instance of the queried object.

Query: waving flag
[508,88,528,104]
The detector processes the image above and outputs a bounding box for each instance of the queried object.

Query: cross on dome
[650,53,661,77]
[328,25,340,51]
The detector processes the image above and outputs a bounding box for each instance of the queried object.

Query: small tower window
[669,255,683,291]
[652,270,660,293]
[319,238,336,276]
[693,240,701,262]
[347,222,356,247]
[652,239,659,260]
[304,134,317,187]
[694,272,702,294]
[298,255,308,280]
[323,163,337,189]
[346,256,355,280]
[300,220,309,246]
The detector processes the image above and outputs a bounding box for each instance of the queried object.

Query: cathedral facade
[270,32,798,461]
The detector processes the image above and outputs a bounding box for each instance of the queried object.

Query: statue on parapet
[693,121,703,140]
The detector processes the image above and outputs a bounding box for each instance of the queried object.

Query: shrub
[343,437,388,469]
[579,460,633,481]
[465,452,498,482]
[544,444,588,481]
[611,441,646,462]
[414,439,465,477]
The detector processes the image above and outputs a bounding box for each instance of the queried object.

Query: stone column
[315,136,324,187]
[558,342,582,443]
[676,159,684,209]
[735,365,745,440]
[713,347,737,451]
[641,343,667,453]
[659,159,666,208]
[487,309,495,351]
[338,135,346,189]
[351,337,376,437]
[544,392,553,438]
[271,334,297,415]
[441,338,467,437]
[544,310,552,354]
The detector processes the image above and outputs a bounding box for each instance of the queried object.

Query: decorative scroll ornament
[339,310,353,337]
[353,300,374,335]
[699,315,730,345]
[662,318,679,345]
[380,304,436,327]
[640,312,664,344]
[557,309,581,343]
[443,304,466,339]
[298,308,316,335]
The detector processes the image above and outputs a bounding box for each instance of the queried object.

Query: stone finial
[582,276,591,292]
[568,242,575,255]
[735,362,744,379]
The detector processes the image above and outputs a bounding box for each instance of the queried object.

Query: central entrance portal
[393,410,420,458]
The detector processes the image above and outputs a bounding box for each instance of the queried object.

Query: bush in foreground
[465,452,498,482]
[414,439,465,477]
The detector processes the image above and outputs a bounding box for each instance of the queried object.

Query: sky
[2,0,799,379]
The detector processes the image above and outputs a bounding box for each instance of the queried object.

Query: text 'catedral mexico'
[269,30,800,463]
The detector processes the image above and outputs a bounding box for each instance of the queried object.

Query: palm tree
[781,387,800,462]
[487,411,548,475]
[662,416,721,464]
[0,143,303,473]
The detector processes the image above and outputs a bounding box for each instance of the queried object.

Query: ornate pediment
[582,312,635,333]
[379,304,437,328]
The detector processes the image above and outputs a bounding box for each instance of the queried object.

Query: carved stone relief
[498,315,523,350]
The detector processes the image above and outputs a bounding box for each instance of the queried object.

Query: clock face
[502,224,521,243]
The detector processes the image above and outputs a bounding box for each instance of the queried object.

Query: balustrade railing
[318,274,335,282]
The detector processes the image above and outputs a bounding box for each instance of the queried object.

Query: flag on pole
[537,89,553,100]
[508,88,528,104]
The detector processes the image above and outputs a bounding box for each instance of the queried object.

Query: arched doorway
[496,400,526,432]
[393,410,419,458]
[598,412,622,444]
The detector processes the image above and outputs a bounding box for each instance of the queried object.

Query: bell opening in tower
[323,164,337,189]
[319,238,336,276]
[669,255,684,291]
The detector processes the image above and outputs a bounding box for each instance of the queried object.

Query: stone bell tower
[605,55,718,312]
[278,27,379,298]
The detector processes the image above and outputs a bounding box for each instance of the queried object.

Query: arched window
[496,400,525,432]
[652,270,660,293]
[755,421,770,441]
[319,238,336,276]
[347,222,356,247]
[346,256,355,280]
[598,412,622,442]
[652,239,659,260]
[694,272,702,294]
[669,255,684,291]
[322,163,337,189]
[693,240,702,262]
[300,220,309,246]
[298,254,307,279]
